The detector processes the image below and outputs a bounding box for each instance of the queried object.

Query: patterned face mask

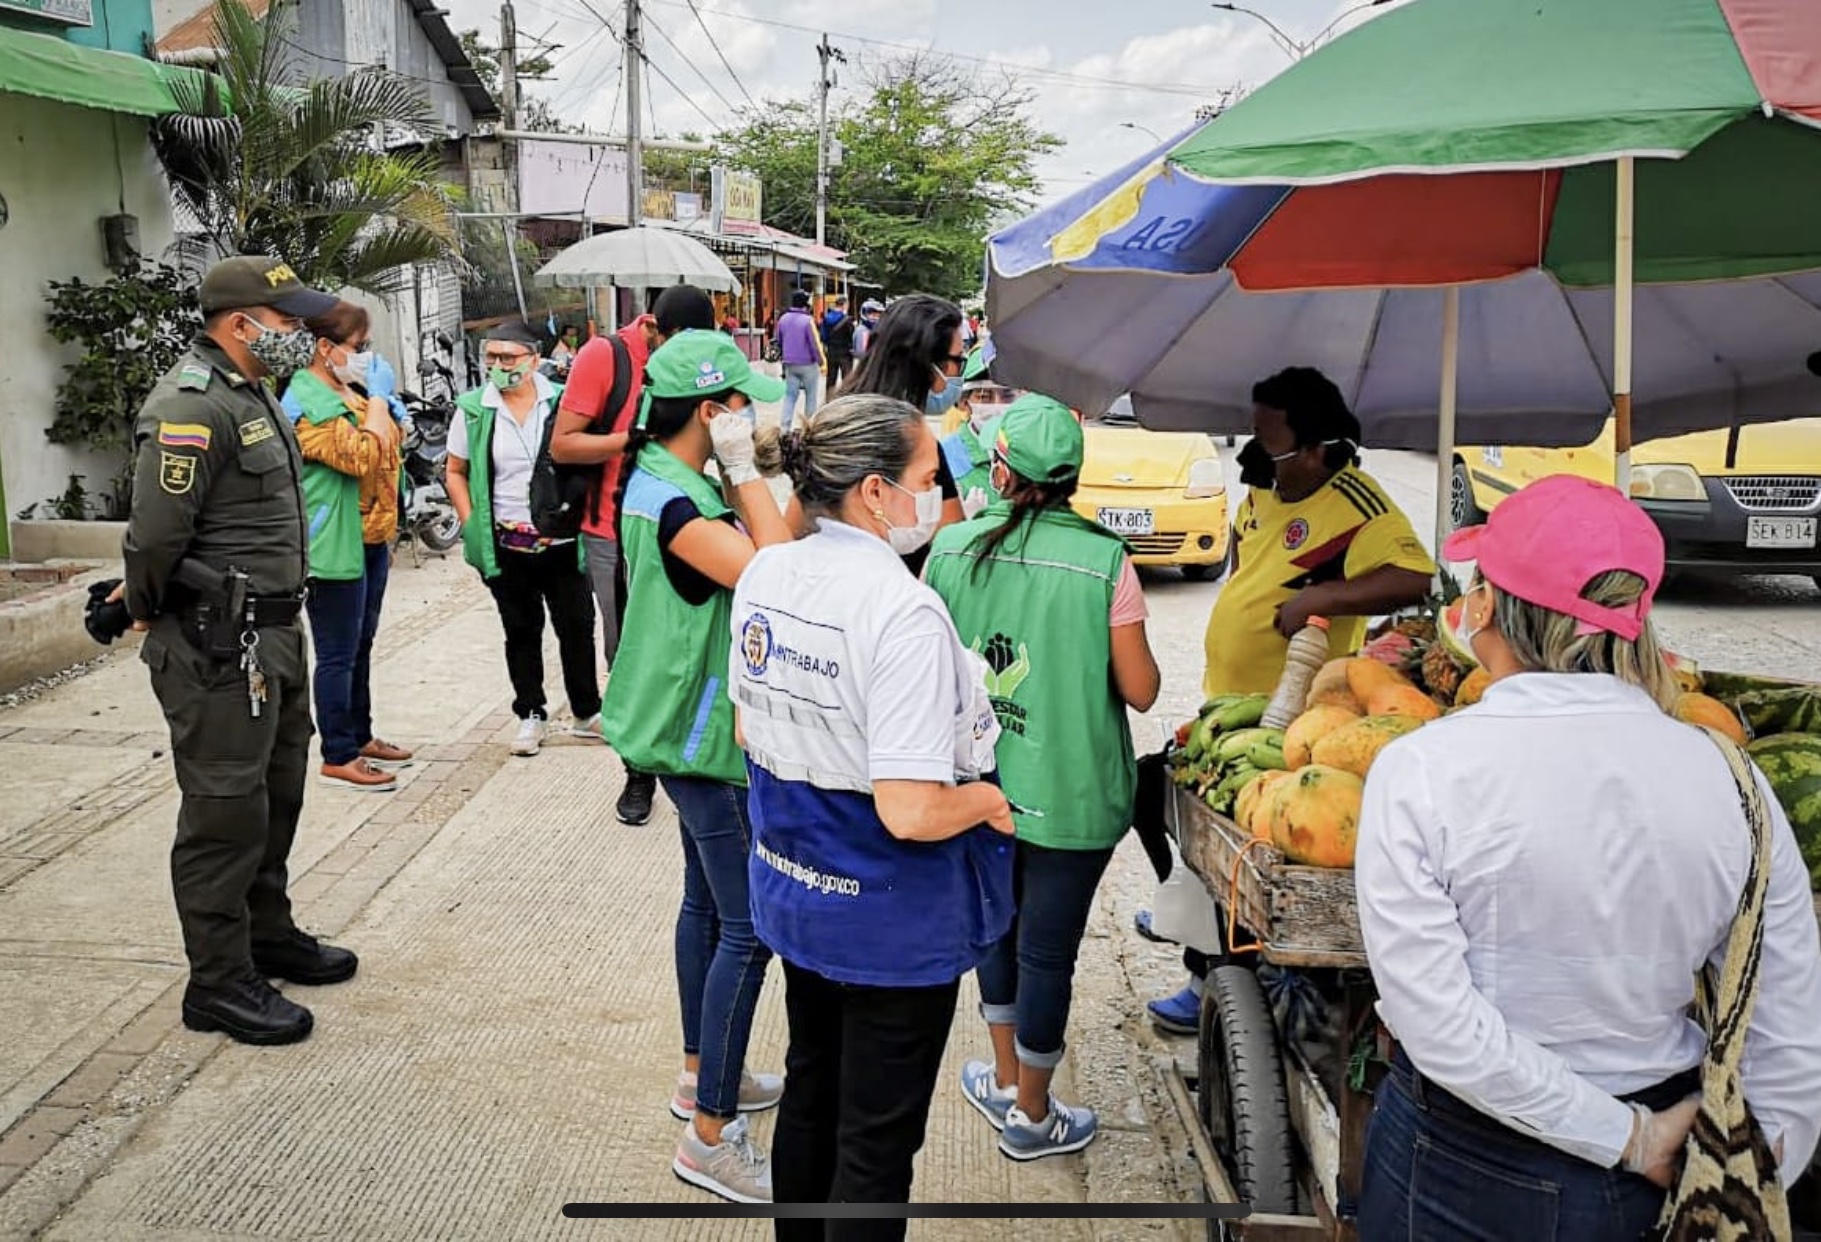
[242,316,317,379]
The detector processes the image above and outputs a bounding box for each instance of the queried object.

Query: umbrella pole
[1613,156,1635,492]
[1434,285,1461,565]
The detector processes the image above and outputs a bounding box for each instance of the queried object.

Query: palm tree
[151,0,462,294]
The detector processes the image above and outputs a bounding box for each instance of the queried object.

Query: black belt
[1391,1048,1702,1137]
[168,590,305,627]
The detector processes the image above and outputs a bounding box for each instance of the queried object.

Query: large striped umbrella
[987,0,1821,536]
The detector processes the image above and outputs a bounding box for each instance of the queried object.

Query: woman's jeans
[780,364,820,432]
[1359,1053,1669,1241]
[661,774,771,1120]
[975,839,1115,1069]
[304,542,391,766]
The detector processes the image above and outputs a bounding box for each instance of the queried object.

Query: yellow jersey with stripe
[1203,466,1435,697]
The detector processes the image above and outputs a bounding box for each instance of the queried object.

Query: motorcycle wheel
[418,510,462,553]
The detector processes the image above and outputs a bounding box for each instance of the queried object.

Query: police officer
[123,256,358,1047]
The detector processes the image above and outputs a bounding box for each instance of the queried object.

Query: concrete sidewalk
[0,550,1204,1241]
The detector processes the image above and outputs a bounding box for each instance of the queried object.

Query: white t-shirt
[445,372,558,527]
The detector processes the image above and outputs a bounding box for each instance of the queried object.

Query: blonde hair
[1488,569,1679,711]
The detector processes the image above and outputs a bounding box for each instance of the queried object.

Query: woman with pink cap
[1355,474,1821,1239]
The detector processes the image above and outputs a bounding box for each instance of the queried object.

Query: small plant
[48,474,92,521]
[43,260,200,516]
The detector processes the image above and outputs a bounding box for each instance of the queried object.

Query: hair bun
[779,428,812,481]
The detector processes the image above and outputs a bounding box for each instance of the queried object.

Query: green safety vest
[286,370,364,581]
[940,417,999,499]
[600,443,746,785]
[454,386,579,581]
[925,502,1136,850]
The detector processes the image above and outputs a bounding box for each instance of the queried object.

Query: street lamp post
[1212,1,1388,59]
[1121,121,1164,143]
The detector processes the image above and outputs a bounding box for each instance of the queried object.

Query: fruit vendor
[1355,474,1821,1236]
[1147,366,1436,1035]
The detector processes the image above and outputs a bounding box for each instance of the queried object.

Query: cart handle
[1226,837,1274,958]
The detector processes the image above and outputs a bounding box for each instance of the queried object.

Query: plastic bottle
[1262,617,1332,729]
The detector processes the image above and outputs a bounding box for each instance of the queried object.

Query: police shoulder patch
[159,451,198,495]
[176,363,213,392]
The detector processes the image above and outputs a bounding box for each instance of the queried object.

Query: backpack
[529,334,633,539]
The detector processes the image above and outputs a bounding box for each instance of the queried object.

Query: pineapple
[1421,642,1465,704]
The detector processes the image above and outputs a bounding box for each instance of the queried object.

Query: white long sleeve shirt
[1356,673,1821,1185]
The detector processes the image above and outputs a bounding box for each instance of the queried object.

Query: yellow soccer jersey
[1203,466,1436,697]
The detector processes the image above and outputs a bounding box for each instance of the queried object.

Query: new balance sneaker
[669,1069,786,1121]
[568,713,605,740]
[1147,981,1202,1036]
[510,711,547,757]
[999,1098,1099,1161]
[960,1059,1017,1131]
[673,1115,772,1204]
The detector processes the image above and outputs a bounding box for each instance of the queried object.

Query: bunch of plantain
[1168,694,1287,817]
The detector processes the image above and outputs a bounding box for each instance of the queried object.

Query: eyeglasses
[482,350,532,366]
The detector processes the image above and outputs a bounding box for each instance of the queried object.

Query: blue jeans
[974,839,1114,1069]
[304,542,391,766]
[780,363,820,431]
[662,774,772,1120]
[1359,1056,1667,1241]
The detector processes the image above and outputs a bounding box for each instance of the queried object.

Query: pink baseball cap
[1442,474,1665,641]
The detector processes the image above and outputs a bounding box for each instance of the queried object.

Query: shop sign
[712,167,763,235]
[642,189,676,221]
[674,192,702,224]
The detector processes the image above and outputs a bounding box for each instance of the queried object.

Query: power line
[686,0,755,107]
[642,11,738,115]
[641,48,722,130]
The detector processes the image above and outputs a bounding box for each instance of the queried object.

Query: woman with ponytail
[734,394,1014,1239]
[922,393,1160,1161]
[599,330,795,1204]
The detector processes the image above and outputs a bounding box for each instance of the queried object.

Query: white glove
[961,487,990,520]
[710,410,760,486]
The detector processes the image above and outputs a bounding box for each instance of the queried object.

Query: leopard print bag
[1649,729,1791,1242]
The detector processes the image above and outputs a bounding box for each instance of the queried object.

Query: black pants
[485,540,599,720]
[773,960,959,1242]
[826,351,854,392]
[143,618,314,989]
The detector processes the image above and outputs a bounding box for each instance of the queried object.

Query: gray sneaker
[673,1115,772,1203]
[999,1097,1099,1161]
[960,1059,1016,1130]
[669,1068,786,1121]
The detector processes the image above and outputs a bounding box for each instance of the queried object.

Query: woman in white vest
[736,394,1014,1241]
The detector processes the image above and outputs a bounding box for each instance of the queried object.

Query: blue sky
[445,0,1384,206]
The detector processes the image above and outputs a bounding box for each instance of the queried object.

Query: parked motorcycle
[397,384,461,561]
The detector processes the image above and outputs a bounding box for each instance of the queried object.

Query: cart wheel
[1198,965,1297,1236]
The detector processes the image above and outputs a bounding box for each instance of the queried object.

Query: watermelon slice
[1437,598,1478,669]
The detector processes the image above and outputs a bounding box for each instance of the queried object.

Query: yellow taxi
[1455,417,1821,584]
[1072,396,1230,578]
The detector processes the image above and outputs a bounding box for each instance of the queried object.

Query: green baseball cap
[993,393,1083,484]
[961,345,992,384]
[644,329,785,404]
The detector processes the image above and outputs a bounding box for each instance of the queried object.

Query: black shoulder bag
[529,335,632,539]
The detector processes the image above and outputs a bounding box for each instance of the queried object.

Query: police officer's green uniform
[123,257,356,1046]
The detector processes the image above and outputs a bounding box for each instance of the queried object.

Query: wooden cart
[1161,773,1821,1241]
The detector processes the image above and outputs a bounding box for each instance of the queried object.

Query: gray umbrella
[534,226,740,293]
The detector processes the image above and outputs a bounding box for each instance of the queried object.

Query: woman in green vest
[924,392,1162,1161]
[599,330,796,1205]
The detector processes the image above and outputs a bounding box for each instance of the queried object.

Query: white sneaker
[673,1115,772,1203]
[511,713,547,757]
[568,713,604,740]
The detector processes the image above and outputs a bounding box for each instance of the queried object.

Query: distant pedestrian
[123,255,358,1048]
[773,290,825,432]
[281,299,412,793]
[822,295,856,390]
[446,322,600,758]
[853,298,883,360]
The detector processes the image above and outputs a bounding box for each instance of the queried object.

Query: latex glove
[961,487,990,520]
[710,410,761,487]
[367,352,397,399]
[1622,1097,1701,1188]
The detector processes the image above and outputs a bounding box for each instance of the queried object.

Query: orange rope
[1226,837,1275,958]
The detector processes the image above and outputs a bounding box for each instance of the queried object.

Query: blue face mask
[925,369,965,416]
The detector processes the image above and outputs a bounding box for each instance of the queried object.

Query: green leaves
[149,0,463,296]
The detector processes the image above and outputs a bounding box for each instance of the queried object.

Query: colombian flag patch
[157,423,212,450]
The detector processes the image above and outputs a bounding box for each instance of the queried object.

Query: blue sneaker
[999,1097,1098,1161]
[960,1059,1017,1130]
[1147,982,1201,1036]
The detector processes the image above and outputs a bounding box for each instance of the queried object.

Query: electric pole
[626,0,643,228]
[499,2,520,213]
[814,34,845,301]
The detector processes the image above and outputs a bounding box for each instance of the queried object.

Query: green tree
[151,0,462,294]
[717,55,1060,298]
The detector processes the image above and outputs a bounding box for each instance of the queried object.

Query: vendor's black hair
[609,385,741,547]
[1253,366,1362,469]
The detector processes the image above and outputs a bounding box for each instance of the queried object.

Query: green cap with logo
[992,393,1082,484]
[644,329,785,405]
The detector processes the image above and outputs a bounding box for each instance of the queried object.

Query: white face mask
[882,477,944,555]
[330,346,372,387]
[1460,580,1494,649]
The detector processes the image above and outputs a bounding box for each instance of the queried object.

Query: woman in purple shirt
[772,290,825,433]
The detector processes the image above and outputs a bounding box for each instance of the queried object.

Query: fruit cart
[1159,668,1821,1242]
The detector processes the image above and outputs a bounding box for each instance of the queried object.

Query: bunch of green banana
[1195,724,1288,816]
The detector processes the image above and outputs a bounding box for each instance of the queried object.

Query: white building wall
[0,95,177,524]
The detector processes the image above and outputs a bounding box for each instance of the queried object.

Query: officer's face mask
[241,315,317,380]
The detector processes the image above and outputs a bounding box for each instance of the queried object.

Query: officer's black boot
[182,976,314,1046]
[616,766,657,826]
[252,927,360,985]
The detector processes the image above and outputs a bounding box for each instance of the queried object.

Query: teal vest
[285,370,364,581]
[454,386,577,581]
[925,504,1136,849]
[600,444,746,785]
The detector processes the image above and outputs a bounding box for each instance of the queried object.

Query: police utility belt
[165,560,303,720]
